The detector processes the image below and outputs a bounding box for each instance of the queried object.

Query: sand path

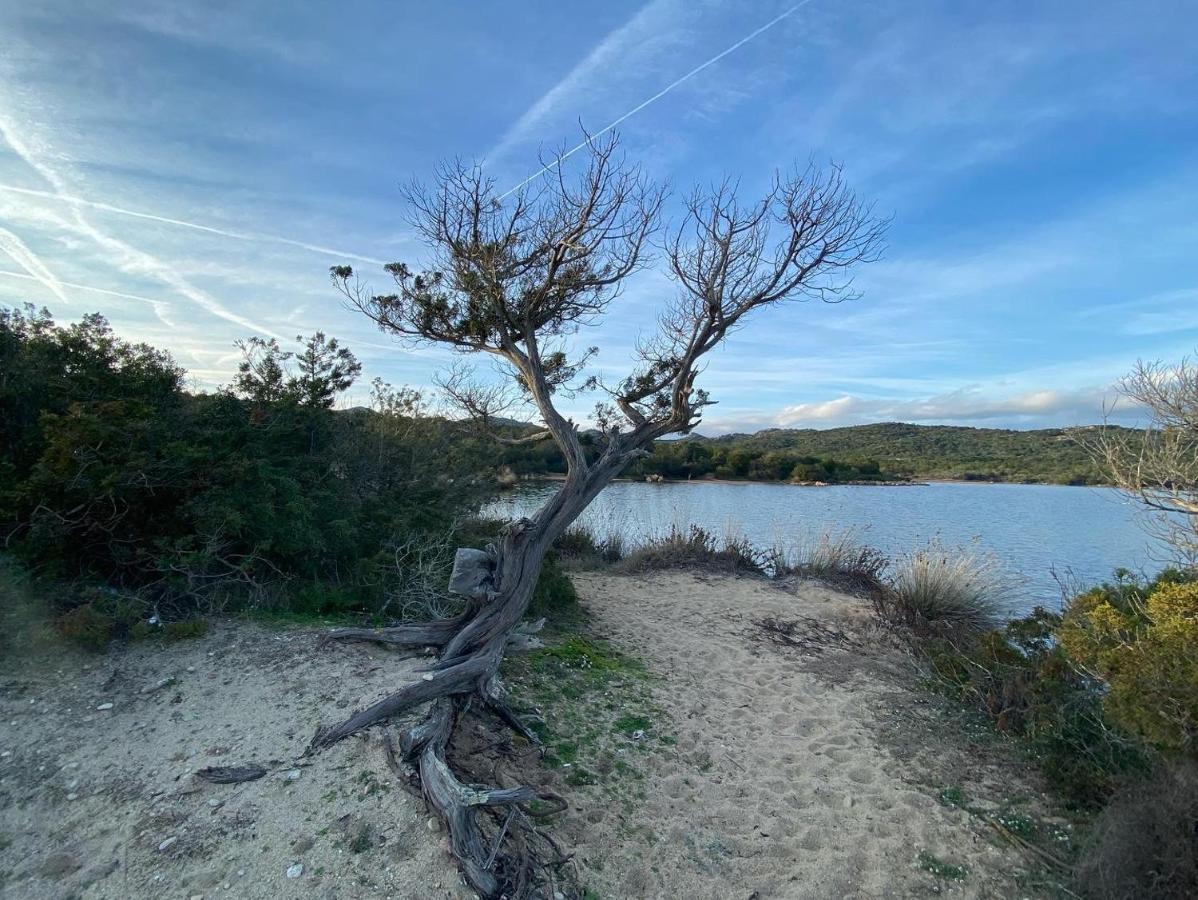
[559,571,1036,898]
[0,571,1041,898]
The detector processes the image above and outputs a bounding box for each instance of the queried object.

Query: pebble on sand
[286,863,303,878]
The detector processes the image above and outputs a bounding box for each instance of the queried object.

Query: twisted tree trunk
[309,456,626,898]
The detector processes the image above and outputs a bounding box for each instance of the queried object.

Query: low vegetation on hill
[678,422,1138,484]
[497,422,1141,486]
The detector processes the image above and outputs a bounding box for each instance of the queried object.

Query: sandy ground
[0,572,1051,899]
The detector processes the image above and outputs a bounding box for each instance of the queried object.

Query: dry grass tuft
[881,542,1015,635]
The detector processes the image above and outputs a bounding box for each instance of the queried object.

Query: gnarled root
[310,630,571,896]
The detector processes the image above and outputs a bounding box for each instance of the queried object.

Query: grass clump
[882,541,1014,635]
[619,525,768,575]
[553,525,626,566]
[774,528,888,594]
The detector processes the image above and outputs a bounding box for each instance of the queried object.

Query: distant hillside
[497,421,1141,485]
[683,422,1139,485]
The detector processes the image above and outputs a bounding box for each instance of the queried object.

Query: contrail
[0,183,387,265]
[0,267,177,325]
[498,0,815,200]
[0,227,69,304]
[0,112,288,340]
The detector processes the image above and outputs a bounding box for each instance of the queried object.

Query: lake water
[487,480,1172,615]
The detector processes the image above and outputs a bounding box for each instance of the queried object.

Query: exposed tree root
[310,571,573,898]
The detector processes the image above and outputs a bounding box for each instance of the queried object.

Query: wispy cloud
[0,267,175,324]
[0,103,286,338]
[487,0,681,164]
[0,226,68,304]
[0,184,386,265]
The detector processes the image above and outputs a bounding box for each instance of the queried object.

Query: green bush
[1,308,491,628]
[1059,570,1198,752]
[924,606,1156,809]
[528,553,579,619]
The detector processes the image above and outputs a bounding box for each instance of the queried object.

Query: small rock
[96,703,114,711]
[141,677,173,694]
[158,836,178,852]
[65,792,78,801]
[285,769,302,781]
[426,817,441,833]
[554,893,565,900]
[843,794,854,809]
[286,863,303,878]
[421,673,435,681]
[208,798,222,808]
[631,729,645,740]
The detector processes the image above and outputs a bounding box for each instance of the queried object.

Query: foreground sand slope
[560,571,1034,899]
[0,571,1041,899]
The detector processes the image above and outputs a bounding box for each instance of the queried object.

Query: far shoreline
[513,473,1113,489]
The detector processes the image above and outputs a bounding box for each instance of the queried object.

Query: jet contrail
[0,183,387,265]
[498,0,815,200]
[0,267,177,325]
[0,227,69,304]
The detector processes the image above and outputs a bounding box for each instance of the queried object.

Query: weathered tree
[320,135,886,897]
[1086,357,1198,564]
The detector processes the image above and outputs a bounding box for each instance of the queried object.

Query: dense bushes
[1059,572,1198,751]
[917,567,1198,896]
[1075,762,1198,900]
[923,607,1155,808]
[0,306,494,633]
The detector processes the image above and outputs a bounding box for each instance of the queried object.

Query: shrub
[884,542,1014,635]
[1059,572,1198,751]
[1,310,491,626]
[54,588,149,649]
[528,553,579,619]
[619,525,768,575]
[923,607,1156,809]
[163,619,210,641]
[1075,762,1198,900]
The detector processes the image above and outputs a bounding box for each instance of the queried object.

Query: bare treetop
[332,133,886,469]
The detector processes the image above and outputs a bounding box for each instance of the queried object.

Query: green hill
[678,422,1138,485]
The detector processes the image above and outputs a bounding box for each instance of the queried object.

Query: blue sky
[1,0,1195,432]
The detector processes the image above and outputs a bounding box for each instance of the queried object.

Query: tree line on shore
[497,420,1137,485]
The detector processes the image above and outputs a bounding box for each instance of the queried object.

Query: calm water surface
[487,480,1170,615]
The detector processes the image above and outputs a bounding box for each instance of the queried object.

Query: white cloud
[701,384,1143,434]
